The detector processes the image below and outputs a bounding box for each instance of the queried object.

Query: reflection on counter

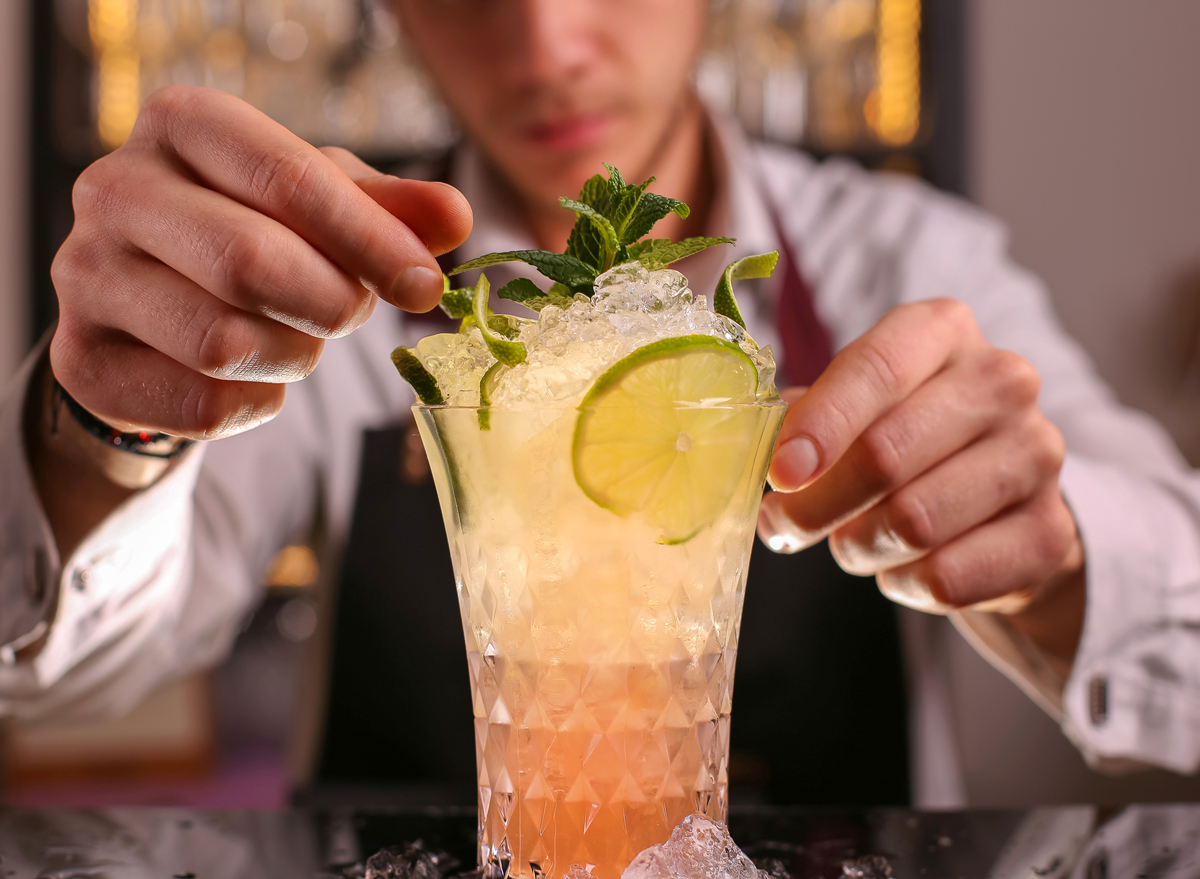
[3,804,1199,879]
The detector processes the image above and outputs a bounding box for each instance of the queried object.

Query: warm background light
[871,0,921,145]
[89,0,140,150]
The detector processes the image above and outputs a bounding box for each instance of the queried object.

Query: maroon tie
[767,208,834,388]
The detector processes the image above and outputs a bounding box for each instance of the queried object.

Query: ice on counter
[619,813,767,879]
[414,263,777,408]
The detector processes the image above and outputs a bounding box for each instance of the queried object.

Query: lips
[522,112,613,152]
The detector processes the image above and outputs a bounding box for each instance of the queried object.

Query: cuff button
[1088,674,1109,726]
[26,545,49,604]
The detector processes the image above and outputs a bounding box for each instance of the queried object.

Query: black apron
[317,174,910,806]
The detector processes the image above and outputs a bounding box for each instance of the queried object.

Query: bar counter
[3,802,1195,878]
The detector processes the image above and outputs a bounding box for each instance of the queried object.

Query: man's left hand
[757,298,1086,668]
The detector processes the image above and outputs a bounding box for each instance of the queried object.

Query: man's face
[392,0,708,210]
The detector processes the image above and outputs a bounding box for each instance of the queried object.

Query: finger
[51,323,285,439]
[89,161,377,339]
[131,87,445,310]
[320,147,473,258]
[761,348,1041,549]
[769,299,981,491]
[829,413,1066,574]
[876,486,1082,614]
[70,251,326,384]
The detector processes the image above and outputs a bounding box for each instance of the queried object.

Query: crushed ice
[358,814,892,879]
[363,840,458,879]
[413,262,777,407]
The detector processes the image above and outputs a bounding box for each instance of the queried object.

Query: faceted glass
[415,401,786,879]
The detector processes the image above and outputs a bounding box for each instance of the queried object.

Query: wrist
[37,366,192,491]
[1003,541,1087,680]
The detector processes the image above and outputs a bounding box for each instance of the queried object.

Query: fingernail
[392,265,444,311]
[877,573,951,615]
[757,504,806,554]
[769,436,819,492]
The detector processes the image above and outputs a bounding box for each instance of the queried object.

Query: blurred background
[1,0,1198,809]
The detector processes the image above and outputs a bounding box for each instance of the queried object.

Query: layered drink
[393,167,785,879]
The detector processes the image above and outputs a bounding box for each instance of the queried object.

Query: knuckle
[135,86,184,132]
[216,226,284,298]
[985,348,1041,405]
[194,310,257,378]
[1034,493,1076,564]
[922,552,967,607]
[48,322,88,389]
[886,490,938,551]
[182,380,284,438]
[181,379,237,437]
[325,287,375,337]
[1027,417,1066,476]
[855,337,909,399]
[926,297,976,332]
[71,159,125,217]
[247,149,323,217]
[854,423,907,487]
[288,333,325,378]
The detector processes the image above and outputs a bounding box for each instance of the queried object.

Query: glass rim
[412,398,788,412]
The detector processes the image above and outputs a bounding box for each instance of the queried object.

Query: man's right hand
[49,86,473,440]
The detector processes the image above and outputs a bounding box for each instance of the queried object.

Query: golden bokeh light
[89,0,141,151]
[870,0,922,146]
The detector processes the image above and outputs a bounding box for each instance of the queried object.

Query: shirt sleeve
[776,156,1200,773]
[890,179,1200,773]
[0,339,324,725]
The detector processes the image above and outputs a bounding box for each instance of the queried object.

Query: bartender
[2,0,1198,803]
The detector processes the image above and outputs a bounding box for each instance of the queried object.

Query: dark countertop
[1,803,1196,878]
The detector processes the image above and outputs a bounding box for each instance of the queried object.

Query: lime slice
[573,335,761,544]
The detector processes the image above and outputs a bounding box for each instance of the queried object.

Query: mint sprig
[447,165,736,307]
[396,164,782,406]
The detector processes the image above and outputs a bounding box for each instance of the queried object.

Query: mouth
[521,112,614,152]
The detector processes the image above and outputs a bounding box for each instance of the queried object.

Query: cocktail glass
[415,399,785,879]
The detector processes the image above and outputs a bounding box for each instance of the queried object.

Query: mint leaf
[450,251,596,292]
[621,192,690,244]
[624,238,670,262]
[578,173,611,213]
[471,274,527,366]
[391,347,444,405]
[714,251,780,329]
[607,177,653,239]
[497,277,577,312]
[561,197,619,271]
[636,236,735,270]
[603,163,626,196]
[439,286,474,319]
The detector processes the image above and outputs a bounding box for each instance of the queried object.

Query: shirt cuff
[1056,453,1200,774]
[0,343,59,657]
[0,339,210,716]
[950,452,1200,775]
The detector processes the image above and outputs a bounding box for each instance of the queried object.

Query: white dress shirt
[3,117,1199,804]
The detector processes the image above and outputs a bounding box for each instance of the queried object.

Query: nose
[511,0,598,85]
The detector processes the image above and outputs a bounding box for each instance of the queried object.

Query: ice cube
[363,841,456,879]
[593,264,691,315]
[840,855,892,878]
[462,260,779,407]
[563,866,595,879]
[621,813,768,879]
[415,331,493,406]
